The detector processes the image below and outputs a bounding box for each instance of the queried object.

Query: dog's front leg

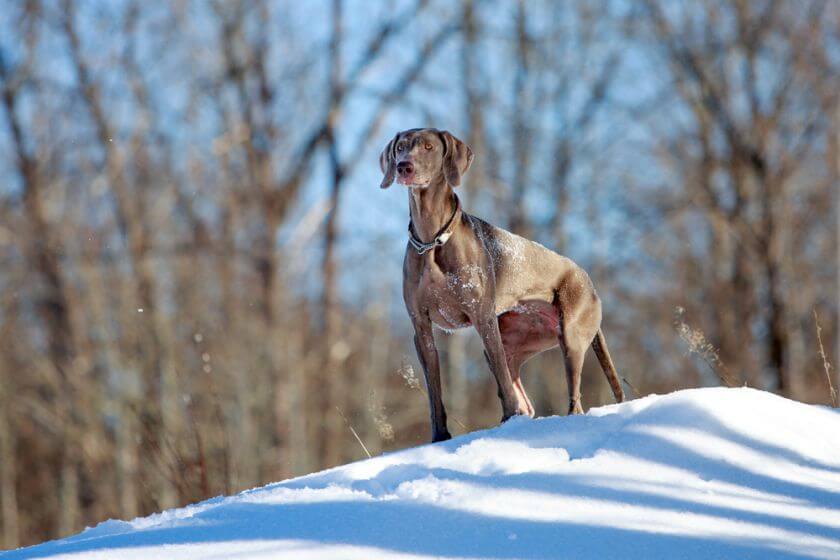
[474,311,527,422]
[411,311,451,442]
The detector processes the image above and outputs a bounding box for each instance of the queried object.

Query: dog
[380,128,624,442]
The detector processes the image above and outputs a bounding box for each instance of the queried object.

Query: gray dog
[380,128,624,442]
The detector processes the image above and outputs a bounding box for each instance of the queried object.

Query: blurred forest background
[0,0,837,547]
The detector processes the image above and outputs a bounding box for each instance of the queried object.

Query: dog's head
[379,128,473,189]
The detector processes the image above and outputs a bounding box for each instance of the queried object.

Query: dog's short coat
[381,128,624,442]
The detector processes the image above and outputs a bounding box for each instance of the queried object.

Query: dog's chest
[417,261,485,331]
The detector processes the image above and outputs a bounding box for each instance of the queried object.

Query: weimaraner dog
[380,128,624,442]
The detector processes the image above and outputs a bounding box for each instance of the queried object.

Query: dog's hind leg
[558,318,589,415]
[496,309,561,418]
[506,353,535,417]
[561,342,586,415]
[482,348,534,418]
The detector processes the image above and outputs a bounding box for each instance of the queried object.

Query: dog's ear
[439,130,474,187]
[379,132,400,189]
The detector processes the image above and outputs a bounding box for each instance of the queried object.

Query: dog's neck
[408,177,458,243]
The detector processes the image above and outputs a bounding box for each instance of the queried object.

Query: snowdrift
[6,387,840,559]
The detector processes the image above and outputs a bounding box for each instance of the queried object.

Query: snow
[6,387,840,560]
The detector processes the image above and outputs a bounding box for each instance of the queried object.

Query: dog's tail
[591,329,625,403]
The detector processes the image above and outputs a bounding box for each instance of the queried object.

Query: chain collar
[408,194,462,255]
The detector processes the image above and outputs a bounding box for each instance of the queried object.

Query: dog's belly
[498,300,560,357]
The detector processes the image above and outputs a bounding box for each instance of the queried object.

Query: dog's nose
[397,161,414,177]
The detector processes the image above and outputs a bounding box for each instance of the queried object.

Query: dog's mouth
[397,176,430,188]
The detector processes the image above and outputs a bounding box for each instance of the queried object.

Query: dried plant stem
[368,390,394,442]
[415,385,470,432]
[621,376,640,399]
[335,407,371,459]
[813,310,837,408]
[398,360,469,432]
[674,307,737,388]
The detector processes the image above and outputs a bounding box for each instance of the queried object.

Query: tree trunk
[322,0,348,469]
[509,0,531,236]
[63,4,182,508]
[2,50,84,538]
[0,377,18,548]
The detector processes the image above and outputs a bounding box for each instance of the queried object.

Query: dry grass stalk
[335,407,371,459]
[621,376,640,399]
[398,358,469,432]
[674,307,737,388]
[813,310,837,408]
[368,390,394,442]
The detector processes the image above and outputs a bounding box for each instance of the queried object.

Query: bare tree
[0,0,835,547]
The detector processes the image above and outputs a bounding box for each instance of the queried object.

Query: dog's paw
[567,401,584,415]
[501,408,531,423]
[431,430,452,443]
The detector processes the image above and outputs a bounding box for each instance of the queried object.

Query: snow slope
[6,388,840,560]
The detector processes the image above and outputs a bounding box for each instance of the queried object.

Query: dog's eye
[396,142,405,152]
[424,142,433,150]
